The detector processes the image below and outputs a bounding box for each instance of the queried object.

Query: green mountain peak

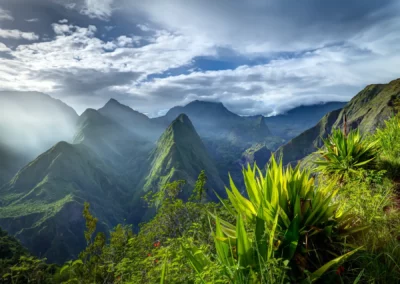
[140,114,224,201]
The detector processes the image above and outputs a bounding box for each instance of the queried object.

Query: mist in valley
[0,91,78,161]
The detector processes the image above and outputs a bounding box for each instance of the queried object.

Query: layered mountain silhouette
[0,89,367,263]
[156,100,272,144]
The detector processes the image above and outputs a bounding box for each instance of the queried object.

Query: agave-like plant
[183,156,364,283]
[315,128,378,178]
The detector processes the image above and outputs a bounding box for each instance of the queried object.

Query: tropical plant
[184,156,363,283]
[315,128,378,179]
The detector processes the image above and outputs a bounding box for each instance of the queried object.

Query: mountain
[0,95,361,263]
[160,100,238,124]
[154,101,278,185]
[264,102,347,139]
[73,108,154,183]
[155,100,272,144]
[98,99,164,142]
[0,91,78,186]
[239,144,272,168]
[278,79,400,164]
[0,142,131,263]
[141,114,225,201]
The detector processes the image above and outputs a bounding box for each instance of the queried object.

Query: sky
[0,0,400,117]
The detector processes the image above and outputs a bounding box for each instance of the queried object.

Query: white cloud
[137,24,152,32]
[52,23,73,35]
[0,42,10,52]
[115,39,400,116]
[0,22,216,113]
[0,7,13,21]
[0,29,39,40]
[81,0,114,20]
[59,19,68,24]
[25,18,39,22]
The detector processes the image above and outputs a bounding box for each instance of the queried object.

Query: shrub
[315,128,378,179]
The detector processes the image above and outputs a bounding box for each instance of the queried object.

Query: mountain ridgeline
[4,80,398,264]
[279,78,400,164]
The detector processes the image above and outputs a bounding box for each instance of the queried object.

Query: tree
[315,128,378,180]
[190,170,208,202]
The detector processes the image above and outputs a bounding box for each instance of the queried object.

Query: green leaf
[236,214,253,268]
[353,269,365,284]
[282,196,300,260]
[60,264,70,275]
[307,247,363,282]
[214,217,231,266]
[72,259,83,266]
[160,257,167,284]
[268,207,280,261]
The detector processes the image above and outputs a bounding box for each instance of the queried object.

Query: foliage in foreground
[184,156,364,283]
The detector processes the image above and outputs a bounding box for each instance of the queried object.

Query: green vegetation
[315,128,378,179]
[374,114,400,178]
[2,82,400,283]
[2,111,400,283]
[184,156,365,283]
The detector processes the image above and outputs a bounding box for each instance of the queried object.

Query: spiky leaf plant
[315,128,378,178]
[185,156,363,283]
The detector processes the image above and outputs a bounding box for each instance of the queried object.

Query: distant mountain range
[0,89,354,263]
[264,102,347,139]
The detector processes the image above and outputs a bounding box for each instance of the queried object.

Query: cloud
[0,22,216,113]
[0,0,399,117]
[0,7,13,21]
[0,29,39,40]
[116,39,400,116]
[80,0,114,20]
[0,43,10,52]
[25,18,39,22]
[123,0,399,55]
[59,19,68,24]
[32,68,141,94]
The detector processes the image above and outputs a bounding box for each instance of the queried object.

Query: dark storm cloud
[126,0,399,53]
